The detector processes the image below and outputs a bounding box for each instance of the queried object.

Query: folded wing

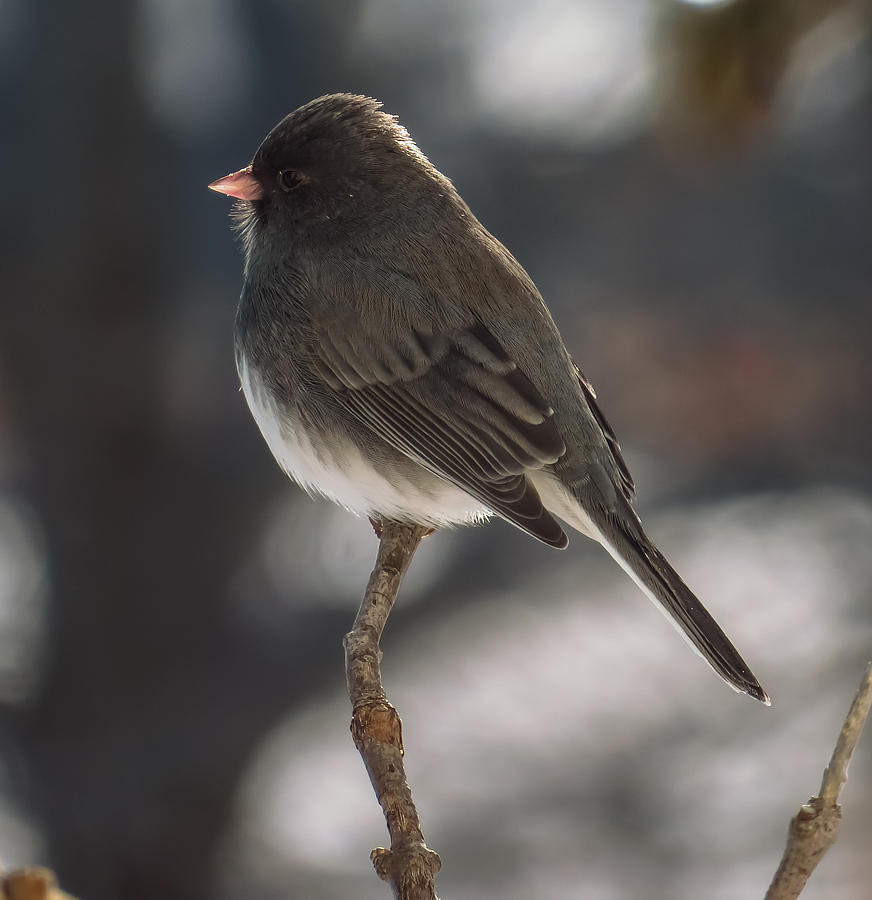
[313,321,569,548]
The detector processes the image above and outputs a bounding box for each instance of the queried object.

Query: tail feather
[594,510,769,704]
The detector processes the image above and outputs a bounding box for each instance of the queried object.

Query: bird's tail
[589,506,769,704]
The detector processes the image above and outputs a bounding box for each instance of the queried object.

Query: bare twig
[344,520,442,900]
[765,661,872,899]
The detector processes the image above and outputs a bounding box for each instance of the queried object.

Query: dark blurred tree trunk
[0,3,298,898]
[1,4,464,898]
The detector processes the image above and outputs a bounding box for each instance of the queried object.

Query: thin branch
[765,661,872,900]
[343,520,442,900]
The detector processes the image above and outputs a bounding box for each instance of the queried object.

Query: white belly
[238,355,489,528]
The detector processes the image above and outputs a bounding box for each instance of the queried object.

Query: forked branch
[766,661,872,899]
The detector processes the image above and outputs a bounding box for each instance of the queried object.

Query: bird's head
[209,93,447,259]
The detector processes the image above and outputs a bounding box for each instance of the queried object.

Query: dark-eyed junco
[210,93,768,703]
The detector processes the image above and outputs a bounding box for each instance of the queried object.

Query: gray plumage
[214,93,768,704]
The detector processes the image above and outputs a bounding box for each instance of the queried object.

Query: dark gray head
[210,94,453,255]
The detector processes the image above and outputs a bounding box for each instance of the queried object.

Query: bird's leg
[370,516,435,541]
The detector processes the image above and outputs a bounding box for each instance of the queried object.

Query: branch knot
[351,699,404,753]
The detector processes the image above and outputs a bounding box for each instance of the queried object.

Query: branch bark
[344,521,442,900]
[765,661,872,899]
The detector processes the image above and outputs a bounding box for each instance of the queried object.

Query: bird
[209,93,768,704]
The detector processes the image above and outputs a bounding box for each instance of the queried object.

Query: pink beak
[208,166,264,201]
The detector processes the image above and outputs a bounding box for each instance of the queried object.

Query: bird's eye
[277,169,306,192]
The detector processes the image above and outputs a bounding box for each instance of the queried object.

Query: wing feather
[315,321,569,547]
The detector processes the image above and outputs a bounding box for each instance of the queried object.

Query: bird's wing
[574,365,635,503]
[311,317,569,548]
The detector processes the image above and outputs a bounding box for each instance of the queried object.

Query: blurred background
[2,0,872,898]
